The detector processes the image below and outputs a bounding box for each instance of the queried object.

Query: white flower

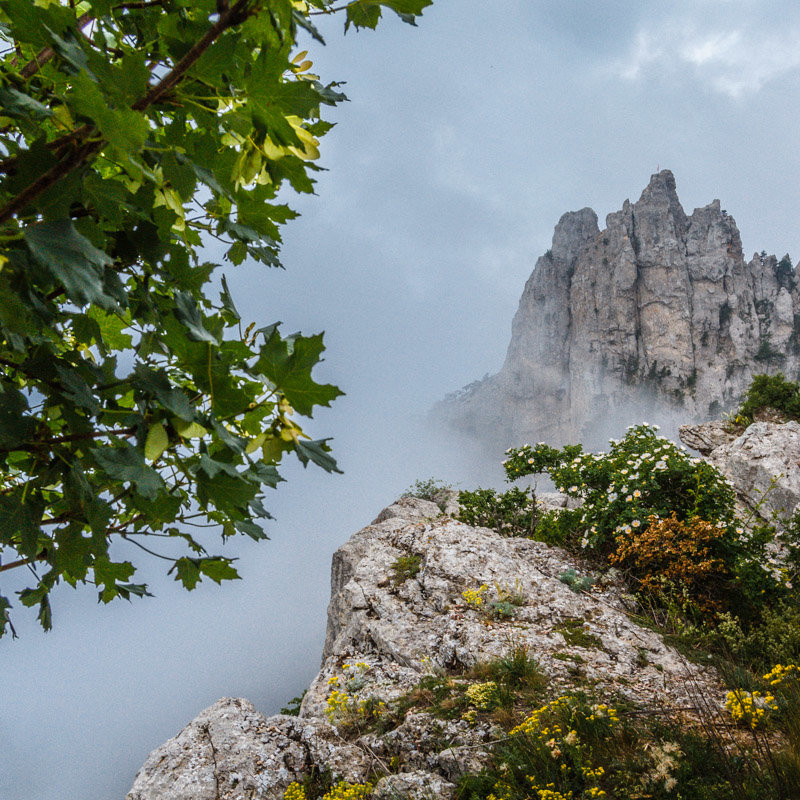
[626,495,633,502]
[608,492,618,501]
[655,461,667,469]
[631,519,641,528]
[633,489,642,498]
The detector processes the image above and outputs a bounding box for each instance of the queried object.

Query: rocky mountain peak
[551,207,598,264]
[436,172,799,450]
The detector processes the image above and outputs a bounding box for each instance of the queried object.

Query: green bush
[404,477,452,501]
[457,487,539,538]
[503,424,736,554]
[737,373,800,424]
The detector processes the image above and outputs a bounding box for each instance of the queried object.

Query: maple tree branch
[0,0,254,225]
[0,556,41,573]
[17,12,94,80]
[0,426,138,456]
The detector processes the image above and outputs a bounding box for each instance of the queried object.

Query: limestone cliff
[125,419,800,799]
[126,494,721,799]
[436,171,800,449]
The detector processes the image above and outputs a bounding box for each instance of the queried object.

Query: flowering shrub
[502,424,736,554]
[725,689,778,729]
[495,694,617,800]
[610,513,736,616]
[466,681,502,711]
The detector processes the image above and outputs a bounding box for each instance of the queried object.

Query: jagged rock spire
[435,172,800,449]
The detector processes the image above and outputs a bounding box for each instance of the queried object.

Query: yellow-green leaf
[173,418,208,439]
[245,432,268,455]
[144,422,169,461]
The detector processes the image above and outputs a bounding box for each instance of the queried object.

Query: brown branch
[113,0,167,8]
[0,124,93,176]
[0,0,254,224]
[0,137,102,225]
[131,0,252,111]
[0,556,41,573]
[0,425,138,456]
[18,12,94,80]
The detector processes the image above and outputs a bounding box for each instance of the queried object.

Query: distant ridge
[434,171,800,448]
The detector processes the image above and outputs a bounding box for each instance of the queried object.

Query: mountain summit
[436,171,800,448]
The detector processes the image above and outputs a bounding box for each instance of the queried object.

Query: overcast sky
[3,2,800,798]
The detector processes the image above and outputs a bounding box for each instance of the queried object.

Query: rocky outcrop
[681,420,800,526]
[127,498,721,800]
[436,171,800,450]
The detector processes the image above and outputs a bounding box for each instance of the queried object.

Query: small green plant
[477,642,547,693]
[555,618,603,650]
[486,600,517,620]
[494,579,526,606]
[458,487,540,538]
[559,569,595,594]
[280,690,306,716]
[736,373,800,425]
[390,554,422,585]
[404,477,453,505]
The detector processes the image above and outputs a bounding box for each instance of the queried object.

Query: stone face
[126,700,371,800]
[682,420,800,525]
[678,420,737,455]
[128,498,722,800]
[436,171,800,450]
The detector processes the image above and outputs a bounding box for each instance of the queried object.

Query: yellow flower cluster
[486,778,514,800]
[465,681,500,711]
[528,783,573,800]
[357,698,386,717]
[588,704,619,723]
[321,782,373,800]
[763,663,800,687]
[284,783,307,800]
[582,766,605,781]
[510,695,574,736]
[725,689,778,729]
[325,690,351,722]
[462,584,488,608]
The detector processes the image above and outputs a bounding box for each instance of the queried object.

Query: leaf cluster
[0,0,432,636]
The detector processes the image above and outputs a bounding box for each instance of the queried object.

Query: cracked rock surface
[127,498,722,799]
[681,420,800,527]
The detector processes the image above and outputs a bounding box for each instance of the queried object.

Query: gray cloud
[4,2,800,798]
